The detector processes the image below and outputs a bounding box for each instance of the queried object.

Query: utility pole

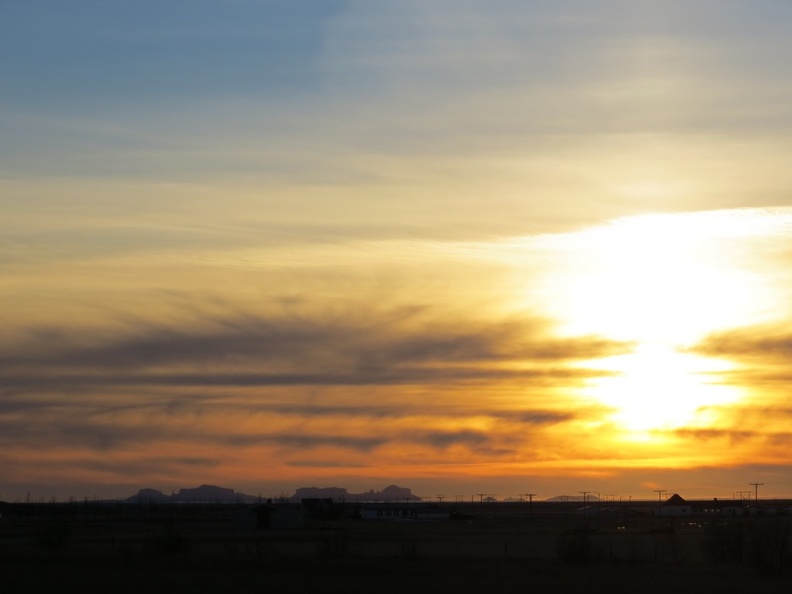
[749,482,764,501]
[579,491,590,504]
[519,493,537,513]
[653,489,666,515]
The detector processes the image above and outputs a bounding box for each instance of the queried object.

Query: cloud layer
[4,2,792,500]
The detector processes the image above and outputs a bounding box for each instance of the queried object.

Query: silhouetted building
[659,493,692,516]
[234,503,305,530]
[358,502,450,521]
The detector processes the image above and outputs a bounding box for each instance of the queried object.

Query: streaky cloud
[0,308,628,393]
[692,325,792,360]
[673,428,758,444]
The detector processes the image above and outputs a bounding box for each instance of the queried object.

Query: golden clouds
[2,206,792,498]
[0,291,623,494]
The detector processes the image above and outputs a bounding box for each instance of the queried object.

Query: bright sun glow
[522,209,783,434]
[579,344,742,434]
[539,211,765,344]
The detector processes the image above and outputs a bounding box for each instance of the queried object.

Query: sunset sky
[3,0,792,502]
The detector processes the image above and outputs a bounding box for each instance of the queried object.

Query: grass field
[1,502,791,593]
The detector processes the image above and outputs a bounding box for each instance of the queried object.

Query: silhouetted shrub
[317,531,348,558]
[748,519,792,574]
[651,530,683,563]
[701,521,746,564]
[557,528,597,564]
[142,524,190,555]
[401,539,419,559]
[37,520,72,553]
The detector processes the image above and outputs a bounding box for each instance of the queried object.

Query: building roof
[664,493,688,506]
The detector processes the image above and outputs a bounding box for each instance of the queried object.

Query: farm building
[658,493,693,516]
[358,503,451,521]
[233,503,305,530]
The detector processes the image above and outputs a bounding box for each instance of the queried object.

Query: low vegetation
[1,502,791,592]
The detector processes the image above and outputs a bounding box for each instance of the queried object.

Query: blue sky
[4,0,792,208]
[4,0,791,188]
[2,1,339,105]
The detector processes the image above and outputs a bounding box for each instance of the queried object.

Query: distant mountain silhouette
[291,484,420,502]
[125,483,420,504]
[546,495,600,502]
[129,488,172,503]
[126,484,259,504]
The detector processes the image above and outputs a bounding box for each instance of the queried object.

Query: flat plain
[1,501,791,593]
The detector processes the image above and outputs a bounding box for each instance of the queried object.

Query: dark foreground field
[3,554,790,594]
[2,502,791,593]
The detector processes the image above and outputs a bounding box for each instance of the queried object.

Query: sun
[579,344,742,434]
[525,209,771,433]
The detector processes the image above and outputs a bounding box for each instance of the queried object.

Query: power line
[749,482,764,501]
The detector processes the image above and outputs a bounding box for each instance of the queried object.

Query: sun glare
[522,209,782,434]
[579,344,742,434]
[541,211,762,344]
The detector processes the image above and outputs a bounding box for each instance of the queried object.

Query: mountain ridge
[291,484,420,502]
[126,484,260,504]
[125,483,420,503]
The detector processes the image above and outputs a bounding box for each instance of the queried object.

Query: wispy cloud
[0,303,622,490]
[673,428,758,444]
[693,326,792,361]
[0,309,627,393]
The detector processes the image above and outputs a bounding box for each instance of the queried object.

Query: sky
[3,0,792,502]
